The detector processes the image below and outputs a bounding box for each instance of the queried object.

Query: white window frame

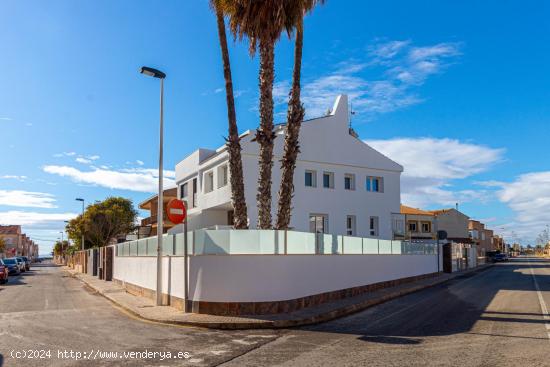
[366,176,384,192]
[305,170,317,188]
[217,164,228,188]
[346,215,356,236]
[180,182,188,199]
[323,171,335,189]
[203,170,214,193]
[344,174,356,191]
[309,214,329,234]
[370,216,379,237]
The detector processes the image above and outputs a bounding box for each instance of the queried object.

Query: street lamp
[140,65,166,306]
[75,198,85,251]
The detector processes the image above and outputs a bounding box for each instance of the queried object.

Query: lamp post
[140,66,166,306]
[76,198,85,251]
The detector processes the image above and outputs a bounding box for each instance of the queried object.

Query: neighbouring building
[173,95,403,239]
[392,205,435,240]
[0,225,38,259]
[492,235,505,252]
[468,220,496,256]
[429,208,471,243]
[138,187,178,236]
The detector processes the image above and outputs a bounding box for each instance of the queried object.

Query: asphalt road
[2,258,550,366]
[0,262,281,367]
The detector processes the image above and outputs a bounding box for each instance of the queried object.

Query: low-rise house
[429,208,471,243]
[393,205,435,240]
[174,95,403,239]
[468,220,495,256]
[138,187,178,236]
[0,225,22,257]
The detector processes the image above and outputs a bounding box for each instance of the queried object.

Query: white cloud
[0,117,12,121]
[366,137,504,208]
[272,40,461,119]
[43,165,176,193]
[0,190,57,208]
[87,155,100,160]
[214,87,224,94]
[0,210,77,227]
[1,175,27,181]
[76,157,92,164]
[136,160,144,166]
[490,172,550,242]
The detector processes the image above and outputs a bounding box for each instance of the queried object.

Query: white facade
[174,95,403,239]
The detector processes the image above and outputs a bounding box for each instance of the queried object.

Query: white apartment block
[174,95,403,239]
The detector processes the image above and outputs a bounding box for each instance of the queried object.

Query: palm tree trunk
[276,19,305,230]
[255,38,276,229]
[215,6,248,229]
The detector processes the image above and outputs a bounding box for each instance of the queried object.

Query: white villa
[174,95,403,239]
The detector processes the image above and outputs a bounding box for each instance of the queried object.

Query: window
[323,172,334,189]
[421,221,431,233]
[370,216,379,236]
[204,171,214,193]
[408,221,418,232]
[344,174,355,190]
[366,176,384,192]
[309,214,328,234]
[180,182,188,199]
[346,215,356,236]
[192,178,197,208]
[217,164,228,188]
[305,170,317,187]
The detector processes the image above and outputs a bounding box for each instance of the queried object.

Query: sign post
[165,199,188,312]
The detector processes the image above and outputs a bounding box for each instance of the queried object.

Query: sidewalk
[66,264,493,330]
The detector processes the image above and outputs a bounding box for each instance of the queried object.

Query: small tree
[0,238,6,255]
[66,197,137,249]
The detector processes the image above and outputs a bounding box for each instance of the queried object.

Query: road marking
[528,262,550,341]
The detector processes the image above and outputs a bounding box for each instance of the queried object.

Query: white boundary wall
[113,253,439,303]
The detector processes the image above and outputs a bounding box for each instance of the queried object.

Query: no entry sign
[166,199,187,224]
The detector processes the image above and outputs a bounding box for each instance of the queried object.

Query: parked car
[0,259,9,284]
[494,253,508,262]
[15,257,26,272]
[2,258,21,275]
[20,256,31,271]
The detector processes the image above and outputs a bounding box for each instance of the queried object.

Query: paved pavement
[0,262,281,367]
[2,258,550,366]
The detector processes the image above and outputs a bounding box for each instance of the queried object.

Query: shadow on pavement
[300,257,550,345]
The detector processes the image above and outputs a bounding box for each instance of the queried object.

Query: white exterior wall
[113,253,438,303]
[174,95,402,239]
[113,256,187,300]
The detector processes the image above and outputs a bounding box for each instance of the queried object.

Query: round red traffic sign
[166,199,187,224]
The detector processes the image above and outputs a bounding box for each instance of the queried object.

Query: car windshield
[22,257,28,261]
[4,259,17,265]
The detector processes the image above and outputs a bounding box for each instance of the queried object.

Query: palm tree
[276,1,324,229]
[211,0,249,229]
[221,0,296,229]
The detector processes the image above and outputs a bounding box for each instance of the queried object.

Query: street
[2,258,550,366]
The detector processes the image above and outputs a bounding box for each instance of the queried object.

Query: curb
[67,264,494,330]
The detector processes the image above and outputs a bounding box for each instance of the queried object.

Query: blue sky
[1,0,549,254]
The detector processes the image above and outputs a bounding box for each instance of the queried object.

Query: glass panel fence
[378,239,392,254]
[286,231,316,254]
[343,236,363,254]
[318,234,340,254]
[363,238,379,254]
[137,239,147,256]
[129,241,138,256]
